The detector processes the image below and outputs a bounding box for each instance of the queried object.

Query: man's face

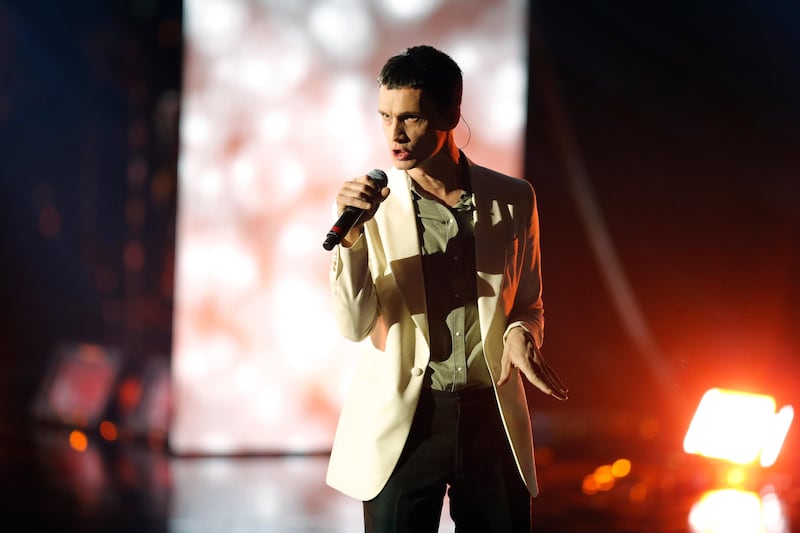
[377,86,451,172]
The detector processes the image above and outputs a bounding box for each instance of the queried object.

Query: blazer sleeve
[329,235,379,342]
[504,181,545,348]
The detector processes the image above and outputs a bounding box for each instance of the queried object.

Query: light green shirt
[411,180,492,391]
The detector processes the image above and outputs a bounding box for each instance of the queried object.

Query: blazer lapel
[373,168,429,344]
[471,165,510,365]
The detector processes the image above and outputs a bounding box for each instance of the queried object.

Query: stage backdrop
[171,0,528,453]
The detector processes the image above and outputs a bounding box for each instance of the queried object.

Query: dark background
[1,0,798,468]
[0,0,181,424]
[527,0,800,465]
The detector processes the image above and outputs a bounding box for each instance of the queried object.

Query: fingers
[493,327,569,400]
[532,345,569,400]
[542,366,569,400]
[509,345,569,401]
[497,353,568,400]
[337,176,388,214]
[543,361,569,398]
[517,362,553,396]
[530,359,568,401]
[336,181,372,213]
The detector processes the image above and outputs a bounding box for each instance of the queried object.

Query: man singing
[326,45,568,533]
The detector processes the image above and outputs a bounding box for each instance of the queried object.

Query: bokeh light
[688,488,790,533]
[172,0,528,453]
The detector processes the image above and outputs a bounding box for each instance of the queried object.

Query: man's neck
[408,142,466,204]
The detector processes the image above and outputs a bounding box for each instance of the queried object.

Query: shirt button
[455,332,461,337]
[411,367,424,377]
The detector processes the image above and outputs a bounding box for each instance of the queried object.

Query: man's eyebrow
[377,109,423,118]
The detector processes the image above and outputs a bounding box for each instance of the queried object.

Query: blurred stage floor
[1,418,798,533]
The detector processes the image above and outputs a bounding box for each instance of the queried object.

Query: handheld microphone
[322,169,388,251]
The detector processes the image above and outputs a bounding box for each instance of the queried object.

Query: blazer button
[411,367,424,377]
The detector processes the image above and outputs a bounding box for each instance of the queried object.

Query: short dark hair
[377,45,463,113]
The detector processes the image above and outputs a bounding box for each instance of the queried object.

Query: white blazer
[327,161,544,501]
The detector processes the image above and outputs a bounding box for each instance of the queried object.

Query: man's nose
[389,120,405,141]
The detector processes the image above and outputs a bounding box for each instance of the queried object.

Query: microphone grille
[367,169,388,188]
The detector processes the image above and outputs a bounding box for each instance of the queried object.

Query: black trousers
[363,387,532,533]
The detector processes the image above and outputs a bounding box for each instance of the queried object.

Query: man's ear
[444,106,461,130]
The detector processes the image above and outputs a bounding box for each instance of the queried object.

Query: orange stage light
[69,429,89,452]
[683,388,794,467]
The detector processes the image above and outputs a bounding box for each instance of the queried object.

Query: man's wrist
[504,324,528,343]
[504,323,542,348]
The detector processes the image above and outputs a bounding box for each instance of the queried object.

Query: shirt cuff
[503,322,539,348]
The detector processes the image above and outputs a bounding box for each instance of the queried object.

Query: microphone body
[323,169,388,250]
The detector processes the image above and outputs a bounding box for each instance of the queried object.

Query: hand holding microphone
[323,169,390,250]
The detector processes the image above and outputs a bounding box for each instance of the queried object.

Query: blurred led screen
[172,0,528,453]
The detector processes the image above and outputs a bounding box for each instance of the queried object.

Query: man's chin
[391,160,416,171]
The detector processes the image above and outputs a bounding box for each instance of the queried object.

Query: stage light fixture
[683,388,794,467]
